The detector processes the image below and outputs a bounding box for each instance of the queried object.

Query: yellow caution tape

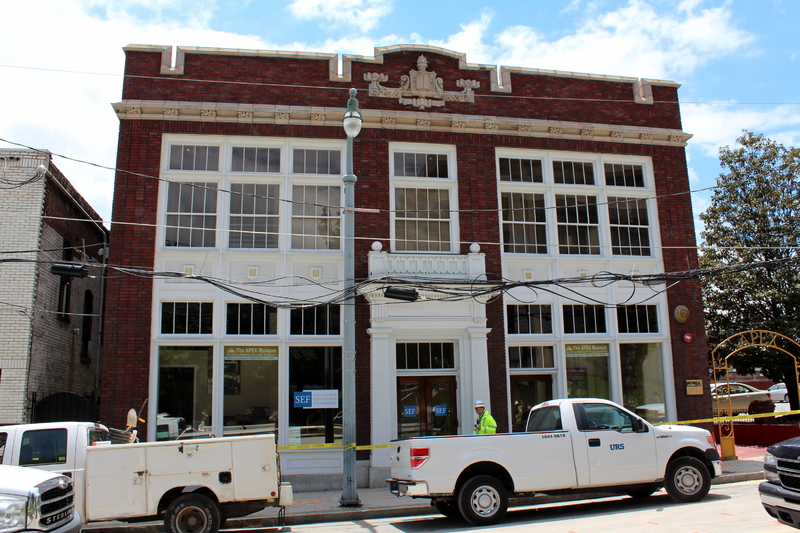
[276,411,800,450]
[657,409,800,426]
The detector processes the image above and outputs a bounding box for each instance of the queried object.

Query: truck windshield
[526,406,562,432]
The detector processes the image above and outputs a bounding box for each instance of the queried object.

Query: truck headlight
[0,495,29,533]
[764,452,780,483]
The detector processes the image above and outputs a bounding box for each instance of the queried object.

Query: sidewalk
[84,445,767,532]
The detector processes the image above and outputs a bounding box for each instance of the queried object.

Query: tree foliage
[700,131,800,399]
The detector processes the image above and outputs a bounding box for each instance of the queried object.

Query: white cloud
[682,103,800,158]
[491,0,754,80]
[287,0,392,32]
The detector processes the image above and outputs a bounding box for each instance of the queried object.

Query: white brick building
[0,149,107,424]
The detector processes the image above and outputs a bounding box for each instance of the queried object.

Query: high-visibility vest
[474,411,497,434]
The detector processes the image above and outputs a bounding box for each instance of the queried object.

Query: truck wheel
[433,500,460,519]
[664,457,710,503]
[457,475,508,526]
[164,494,221,533]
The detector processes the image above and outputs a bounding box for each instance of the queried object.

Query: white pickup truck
[388,398,722,526]
[0,421,292,533]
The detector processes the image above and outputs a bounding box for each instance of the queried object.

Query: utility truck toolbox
[388,398,721,526]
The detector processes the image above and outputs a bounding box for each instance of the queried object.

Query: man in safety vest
[473,400,497,434]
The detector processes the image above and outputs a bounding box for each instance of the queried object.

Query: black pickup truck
[759,436,800,529]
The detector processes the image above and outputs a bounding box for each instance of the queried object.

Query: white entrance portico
[364,244,495,486]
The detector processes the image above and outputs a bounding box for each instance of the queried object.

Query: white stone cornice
[112,99,693,146]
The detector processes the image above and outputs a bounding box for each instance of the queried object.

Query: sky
[1,0,798,237]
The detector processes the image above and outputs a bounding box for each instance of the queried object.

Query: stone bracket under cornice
[123,44,678,106]
[112,99,693,146]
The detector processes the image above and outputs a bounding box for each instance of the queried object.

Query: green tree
[700,131,800,409]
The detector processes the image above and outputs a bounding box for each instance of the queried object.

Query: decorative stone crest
[417,118,431,127]
[238,110,254,119]
[381,117,397,125]
[580,129,593,137]
[610,130,624,138]
[125,106,142,116]
[200,108,216,118]
[669,134,682,143]
[549,127,563,135]
[518,125,532,133]
[451,121,466,129]
[365,55,480,110]
[310,113,325,121]
[275,112,290,121]
[485,122,499,131]
[164,108,179,117]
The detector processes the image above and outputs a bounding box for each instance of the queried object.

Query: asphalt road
[274,480,791,533]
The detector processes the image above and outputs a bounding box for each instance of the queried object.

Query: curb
[83,471,764,532]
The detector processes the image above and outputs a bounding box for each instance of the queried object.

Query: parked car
[710,382,773,415]
[760,436,800,528]
[768,383,790,403]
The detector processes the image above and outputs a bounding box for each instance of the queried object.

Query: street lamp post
[340,88,362,507]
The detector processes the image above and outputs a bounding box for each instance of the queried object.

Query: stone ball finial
[371,241,383,251]
[469,243,480,253]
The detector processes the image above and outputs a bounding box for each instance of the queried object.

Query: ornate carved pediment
[365,55,480,110]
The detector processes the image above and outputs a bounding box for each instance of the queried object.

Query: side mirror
[633,418,648,433]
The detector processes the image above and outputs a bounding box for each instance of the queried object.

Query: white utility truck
[0,420,292,533]
[388,398,721,526]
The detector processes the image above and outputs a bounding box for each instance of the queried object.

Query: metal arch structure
[711,330,800,458]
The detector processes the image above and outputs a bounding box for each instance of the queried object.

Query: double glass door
[397,376,457,437]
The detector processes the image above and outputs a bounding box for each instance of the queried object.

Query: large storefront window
[157,346,213,440]
[288,346,342,445]
[621,343,665,423]
[566,344,610,400]
[221,346,279,436]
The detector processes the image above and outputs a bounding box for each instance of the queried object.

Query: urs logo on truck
[609,443,625,450]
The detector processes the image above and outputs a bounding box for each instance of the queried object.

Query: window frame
[389,143,459,253]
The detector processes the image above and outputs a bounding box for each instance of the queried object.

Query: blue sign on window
[434,404,449,417]
[403,406,417,417]
[293,391,312,408]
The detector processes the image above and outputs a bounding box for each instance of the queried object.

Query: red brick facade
[103,45,709,446]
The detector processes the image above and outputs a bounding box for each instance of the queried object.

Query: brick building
[105,44,709,488]
[0,149,107,425]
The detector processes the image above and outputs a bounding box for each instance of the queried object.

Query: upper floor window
[229,183,279,249]
[556,194,600,254]
[605,163,645,187]
[553,161,594,185]
[169,145,219,171]
[226,303,277,335]
[290,305,341,335]
[161,302,213,334]
[291,185,341,250]
[507,304,553,334]
[231,147,280,173]
[394,152,448,178]
[394,187,451,251]
[608,197,651,256]
[293,149,341,175]
[617,304,658,333]
[165,182,217,247]
[563,305,606,334]
[501,192,547,253]
[499,157,543,183]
